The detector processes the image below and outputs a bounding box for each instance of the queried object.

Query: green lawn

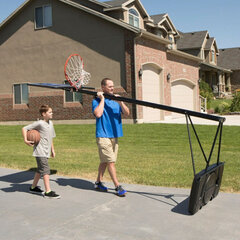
[0,123,239,192]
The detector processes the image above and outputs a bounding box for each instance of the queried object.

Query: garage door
[142,64,162,122]
[171,80,194,118]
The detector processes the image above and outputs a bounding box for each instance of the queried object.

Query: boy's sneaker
[29,186,43,195]
[94,181,108,192]
[44,191,61,199]
[115,185,127,197]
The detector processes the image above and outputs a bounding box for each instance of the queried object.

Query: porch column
[222,73,226,93]
[217,71,222,97]
[226,73,231,92]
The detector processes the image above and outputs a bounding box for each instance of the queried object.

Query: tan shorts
[96,138,119,163]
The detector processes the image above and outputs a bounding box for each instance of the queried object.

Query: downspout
[133,31,143,123]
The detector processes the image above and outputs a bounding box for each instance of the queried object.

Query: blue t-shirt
[92,98,123,138]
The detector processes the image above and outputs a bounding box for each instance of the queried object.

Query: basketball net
[64,54,91,89]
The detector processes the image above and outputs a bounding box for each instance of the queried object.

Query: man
[92,78,130,196]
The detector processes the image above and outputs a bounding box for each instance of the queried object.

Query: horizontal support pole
[28,83,225,123]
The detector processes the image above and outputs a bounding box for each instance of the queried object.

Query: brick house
[218,48,240,93]
[176,30,232,98]
[0,0,201,122]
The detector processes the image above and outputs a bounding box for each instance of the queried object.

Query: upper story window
[155,29,163,37]
[14,83,29,104]
[35,5,52,29]
[211,50,215,63]
[129,8,139,28]
[168,35,173,42]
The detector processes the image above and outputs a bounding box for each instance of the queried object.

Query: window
[64,81,83,103]
[35,5,52,29]
[168,35,173,42]
[129,8,139,28]
[14,83,29,104]
[155,29,162,37]
[211,50,215,63]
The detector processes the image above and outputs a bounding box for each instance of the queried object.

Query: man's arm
[114,94,130,116]
[119,101,130,116]
[93,92,105,118]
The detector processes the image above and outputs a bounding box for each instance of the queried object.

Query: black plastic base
[188,162,224,215]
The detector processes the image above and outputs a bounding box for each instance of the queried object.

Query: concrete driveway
[0,167,239,240]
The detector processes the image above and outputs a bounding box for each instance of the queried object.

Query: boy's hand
[24,140,34,146]
[51,150,56,158]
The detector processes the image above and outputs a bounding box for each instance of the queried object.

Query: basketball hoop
[64,54,91,89]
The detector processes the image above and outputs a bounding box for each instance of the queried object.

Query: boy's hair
[39,105,51,116]
[101,78,112,86]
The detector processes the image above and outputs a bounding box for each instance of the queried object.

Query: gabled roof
[150,14,166,24]
[103,0,151,20]
[218,48,240,70]
[205,37,214,50]
[177,30,208,50]
[205,37,219,53]
[150,13,179,36]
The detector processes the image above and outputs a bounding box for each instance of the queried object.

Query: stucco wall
[0,0,135,121]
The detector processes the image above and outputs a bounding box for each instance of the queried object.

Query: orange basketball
[27,130,40,145]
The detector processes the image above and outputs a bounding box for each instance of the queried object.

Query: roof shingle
[103,0,129,7]
[176,30,208,49]
[218,48,240,70]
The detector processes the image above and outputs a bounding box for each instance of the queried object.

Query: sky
[0,0,239,49]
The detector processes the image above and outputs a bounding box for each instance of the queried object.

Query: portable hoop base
[188,162,224,215]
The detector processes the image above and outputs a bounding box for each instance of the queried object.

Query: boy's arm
[22,127,34,146]
[51,141,55,158]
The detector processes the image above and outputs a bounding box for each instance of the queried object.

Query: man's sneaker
[115,185,127,197]
[29,186,43,195]
[44,191,61,199]
[94,181,108,192]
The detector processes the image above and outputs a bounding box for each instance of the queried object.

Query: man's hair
[101,78,112,86]
[39,105,51,116]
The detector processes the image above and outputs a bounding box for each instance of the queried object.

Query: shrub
[199,81,214,108]
[215,102,230,114]
[230,93,240,112]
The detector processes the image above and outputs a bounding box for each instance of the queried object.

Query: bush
[199,81,214,108]
[230,93,240,112]
[215,102,230,114]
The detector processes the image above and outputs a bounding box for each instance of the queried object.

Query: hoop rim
[64,54,84,89]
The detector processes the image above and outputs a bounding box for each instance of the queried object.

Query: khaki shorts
[96,138,119,163]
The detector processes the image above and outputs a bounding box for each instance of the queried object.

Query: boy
[22,105,60,199]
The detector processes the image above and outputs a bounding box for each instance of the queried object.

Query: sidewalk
[0,167,239,240]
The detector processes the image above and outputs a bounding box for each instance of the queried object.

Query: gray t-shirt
[24,120,56,158]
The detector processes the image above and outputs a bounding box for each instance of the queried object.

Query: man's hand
[97,91,104,100]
